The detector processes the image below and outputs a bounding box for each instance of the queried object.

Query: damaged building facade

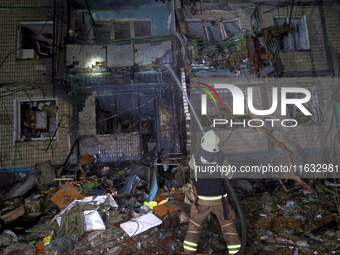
[0,0,187,186]
[0,0,340,254]
[0,0,72,186]
[67,0,186,163]
[178,0,340,174]
[1,0,340,181]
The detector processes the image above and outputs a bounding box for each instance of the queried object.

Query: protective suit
[183,130,241,254]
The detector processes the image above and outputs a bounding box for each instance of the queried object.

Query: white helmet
[201,130,221,152]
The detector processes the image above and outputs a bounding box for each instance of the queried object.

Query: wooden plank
[1,205,25,223]
[159,191,184,197]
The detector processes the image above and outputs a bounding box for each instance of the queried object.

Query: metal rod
[52,0,56,98]
[165,64,204,132]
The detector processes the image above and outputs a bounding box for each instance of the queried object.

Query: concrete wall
[181,9,252,33]
[78,92,140,161]
[0,0,73,180]
[0,84,72,177]
[0,1,53,84]
[258,6,329,73]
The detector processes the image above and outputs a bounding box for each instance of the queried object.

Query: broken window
[134,21,152,38]
[274,16,310,51]
[186,19,240,41]
[96,94,157,158]
[15,99,58,141]
[17,22,55,59]
[286,87,322,124]
[96,94,156,134]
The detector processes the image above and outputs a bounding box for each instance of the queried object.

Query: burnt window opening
[139,96,157,158]
[96,94,157,158]
[192,88,249,129]
[17,22,55,59]
[134,21,152,38]
[93,23,111,44]
[113,21,131,40]
[15,99,58,142]
[274,16,310,51]
[96,95,139,134]
[286,87,322,124]
[186,19,240,41]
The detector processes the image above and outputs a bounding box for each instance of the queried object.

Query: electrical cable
[0,47,22,69]
[0,20,50,69]
[97,96,157,123]
[45,113,84,152]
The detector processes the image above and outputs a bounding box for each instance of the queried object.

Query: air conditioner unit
[20,49,35,59]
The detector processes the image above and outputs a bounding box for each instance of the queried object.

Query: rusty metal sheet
[1,205,25,223]
[51,182,84,210]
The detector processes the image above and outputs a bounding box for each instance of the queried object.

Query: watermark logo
[200,83,312,128]
[198,82,223,108]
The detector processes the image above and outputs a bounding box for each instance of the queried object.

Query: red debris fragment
[160,236,173,244]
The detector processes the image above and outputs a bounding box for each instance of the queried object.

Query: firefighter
[183,130,241,254]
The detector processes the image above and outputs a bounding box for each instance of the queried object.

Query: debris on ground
[0,155,340,255]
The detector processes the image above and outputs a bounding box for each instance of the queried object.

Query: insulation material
[107,44,134,67]
[134,41,172,66]
[84,209,106,232]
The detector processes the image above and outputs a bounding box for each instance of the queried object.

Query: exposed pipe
[165,64,204,132]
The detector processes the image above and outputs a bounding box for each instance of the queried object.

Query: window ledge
[280,49,311,52]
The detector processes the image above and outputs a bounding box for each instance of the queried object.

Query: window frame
[109,19,152,40]
[185,18,241,41]
[14,98,58,143]
[204,19,241,41]
[273,15,310,51]
[16,21,55,59]
[95,94,157,135]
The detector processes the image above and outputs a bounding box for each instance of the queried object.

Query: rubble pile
[0,156,339,255]
[240,183,340,255]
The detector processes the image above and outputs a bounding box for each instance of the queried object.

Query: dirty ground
[0,159,339,255]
